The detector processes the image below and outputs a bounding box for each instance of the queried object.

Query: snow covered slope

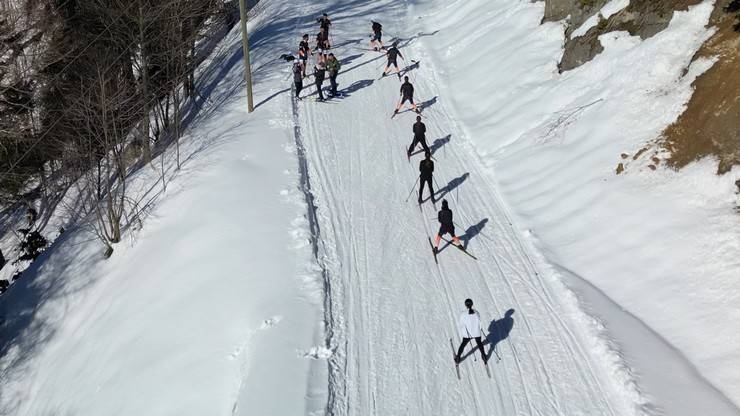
[2,0,738,415]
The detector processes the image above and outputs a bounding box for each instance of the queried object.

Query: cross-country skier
[293,60,304,100]
[314,57,327,101]
[408,115,430,157]
[381,41,404,78]
[298,34,311,78]
[455,298,487,364]
[370,21,383,51]
[434,199,464,253]
[394,76,419,115]
[315,28,330,55]
[419,151,435,204]
[326,53,341,97]
[317,13,332,39]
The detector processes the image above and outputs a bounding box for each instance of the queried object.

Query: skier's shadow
[399,60,420,77]
[332,38,363,48]
[417,96,438,112]
[336,79,374,97]
[485,309,516,361]
[461,218,488,250]
[458,309,516,363]
[435,172,469,201]
[430,134,451,155]
[340,53,363,66]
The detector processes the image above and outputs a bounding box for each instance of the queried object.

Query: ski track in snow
[291,2,640,414]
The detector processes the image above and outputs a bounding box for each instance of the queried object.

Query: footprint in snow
[299,346,333,360]
[260,315,283,330]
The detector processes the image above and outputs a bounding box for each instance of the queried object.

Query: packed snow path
[289,2,639,414]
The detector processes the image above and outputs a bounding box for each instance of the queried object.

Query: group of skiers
[292,13,341,102]
[290,16,422,113]
[290,14,490,369]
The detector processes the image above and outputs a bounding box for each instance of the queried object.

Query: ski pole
[481,326,501,363]
[404,178,419,202]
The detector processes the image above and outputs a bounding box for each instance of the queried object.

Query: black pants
[419,176,433,203]
[408,135,429,155]
[457,337,486,362]
[329,74,338,95]
[315,81,324,100]
[295,81,303,98]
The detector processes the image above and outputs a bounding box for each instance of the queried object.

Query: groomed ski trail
[293,2,642,415]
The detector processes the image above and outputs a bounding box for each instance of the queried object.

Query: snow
[412,0,740,413]
[1,0,739,415]
[571,0,631,38]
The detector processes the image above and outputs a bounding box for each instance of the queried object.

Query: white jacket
[458,309,482,338]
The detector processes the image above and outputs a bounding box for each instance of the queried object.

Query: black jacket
[372,21,382,34]
[387,47,403,61]
[413,121,426,138]
[419,159,434,180]
[314,66,326,83]
[438,207,453,227]
[400,82,414,98]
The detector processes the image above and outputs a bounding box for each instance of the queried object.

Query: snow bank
[408,0,740,412]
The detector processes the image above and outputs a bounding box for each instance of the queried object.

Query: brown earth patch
[662,1,740,174]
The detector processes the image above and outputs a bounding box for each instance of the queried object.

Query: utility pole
[238,0,254,112]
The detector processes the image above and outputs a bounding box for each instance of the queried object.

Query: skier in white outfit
[455,298,487,364]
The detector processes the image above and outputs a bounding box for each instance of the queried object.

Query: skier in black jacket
[298,34,311,77]
[370,21,383,51]
[408,115,430,157]
[434,199,463,253]
[292,61,304,100]
[419,151,435,204]
[317,13,331,39]
[381,42,404,78]
[315,28,330,55]
[394,76,419,114]
[314,59,326,101]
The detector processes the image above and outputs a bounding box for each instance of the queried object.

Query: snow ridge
[290,83,340,416]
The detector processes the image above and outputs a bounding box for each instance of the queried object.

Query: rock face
[542,0,611,36]
[544,0,705,71]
